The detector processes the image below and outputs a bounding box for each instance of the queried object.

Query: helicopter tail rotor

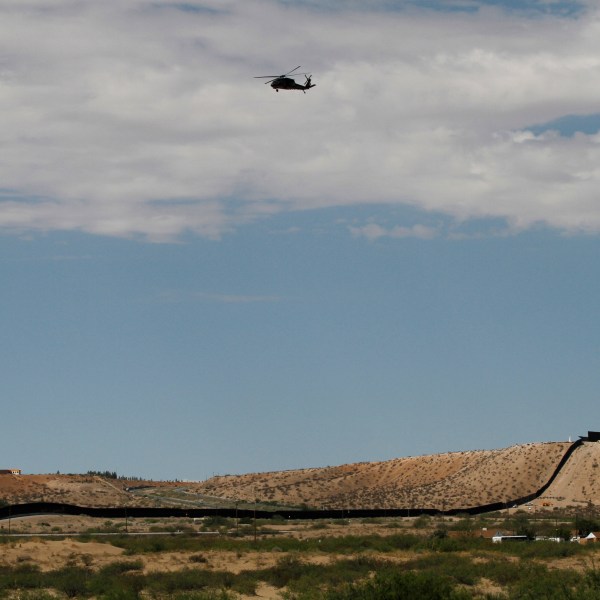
[304,74,315,89]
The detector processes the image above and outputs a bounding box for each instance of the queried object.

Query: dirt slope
[195,441,572,510]
[539,441,600,509]
[0,474,176,507]
[2,440,589,511]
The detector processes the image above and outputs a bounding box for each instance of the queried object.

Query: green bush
[0,564,43,591]
[169,591,238,600]
[50,567,90,598]
[506,564,581,599]
[413,515,432,529]
[98,560,144,576]
[322,570,471,600]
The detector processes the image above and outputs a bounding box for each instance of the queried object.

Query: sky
[1,0,599,481]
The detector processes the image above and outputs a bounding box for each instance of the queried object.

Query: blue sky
[1,0,599,480]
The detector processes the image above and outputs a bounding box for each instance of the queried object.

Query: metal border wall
[0,440,584,522]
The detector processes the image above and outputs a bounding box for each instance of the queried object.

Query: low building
[0,469,21,475]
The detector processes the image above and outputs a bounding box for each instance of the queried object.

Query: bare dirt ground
[539,442,600,509]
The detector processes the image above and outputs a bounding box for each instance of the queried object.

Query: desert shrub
[449,517,477,532]
[98,560,144,576]
[169,591,238,600]
[429,537,470,553]
[401,553,478,586]
[189,554,208,563]
[94,587,141,600]
[315,557,385,589]
[145,568,236,595]
[492,540,583,560]
[478,558,524,586]
[322,569,471,600]
[89,572,144,600]
[413,515,432,529]
[265,555,308,588]
[110,532,413,556]
[506,564,581,599]
[49,567,90,598]
[0,564,43,591]
[384,533,421,550]
[5,592,57,600]
[261,555,383,596]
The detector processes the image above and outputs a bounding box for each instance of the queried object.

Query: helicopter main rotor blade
[254,67,303,80]
[284,66,301,77]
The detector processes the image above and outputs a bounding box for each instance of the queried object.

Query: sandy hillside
[2,440,589,511]
[0,474,178,507]
[539,441,600,509]
[194,441,572,510]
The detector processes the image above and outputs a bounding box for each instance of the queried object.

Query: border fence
[0,438,585,522]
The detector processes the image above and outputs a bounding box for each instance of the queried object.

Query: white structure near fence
[492,533,528,543]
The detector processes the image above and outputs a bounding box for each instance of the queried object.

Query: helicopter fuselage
[255,67,315,93]
[271,77,315,92]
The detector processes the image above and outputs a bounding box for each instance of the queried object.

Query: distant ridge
[3,438,600,512]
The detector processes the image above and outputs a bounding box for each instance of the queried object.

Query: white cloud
[350,223,439,240]
[1,0,600,240]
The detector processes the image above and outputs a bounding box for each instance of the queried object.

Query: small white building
[492,533,528,543]
[582,532,600,544]
[0,469,21,475]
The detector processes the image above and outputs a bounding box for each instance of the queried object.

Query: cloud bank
[1,0,599,240]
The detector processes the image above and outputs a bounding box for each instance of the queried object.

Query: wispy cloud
[1,1,599,240]
[349,223,439,240]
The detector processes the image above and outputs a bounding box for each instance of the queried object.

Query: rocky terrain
[3,439,599,511]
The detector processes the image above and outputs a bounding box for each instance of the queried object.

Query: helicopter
[254,66,316,93]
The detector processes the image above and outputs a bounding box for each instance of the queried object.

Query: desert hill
[0,474,166,507]
[539,441,600,508]
[197,441,574,510]
[3,440,599,511]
